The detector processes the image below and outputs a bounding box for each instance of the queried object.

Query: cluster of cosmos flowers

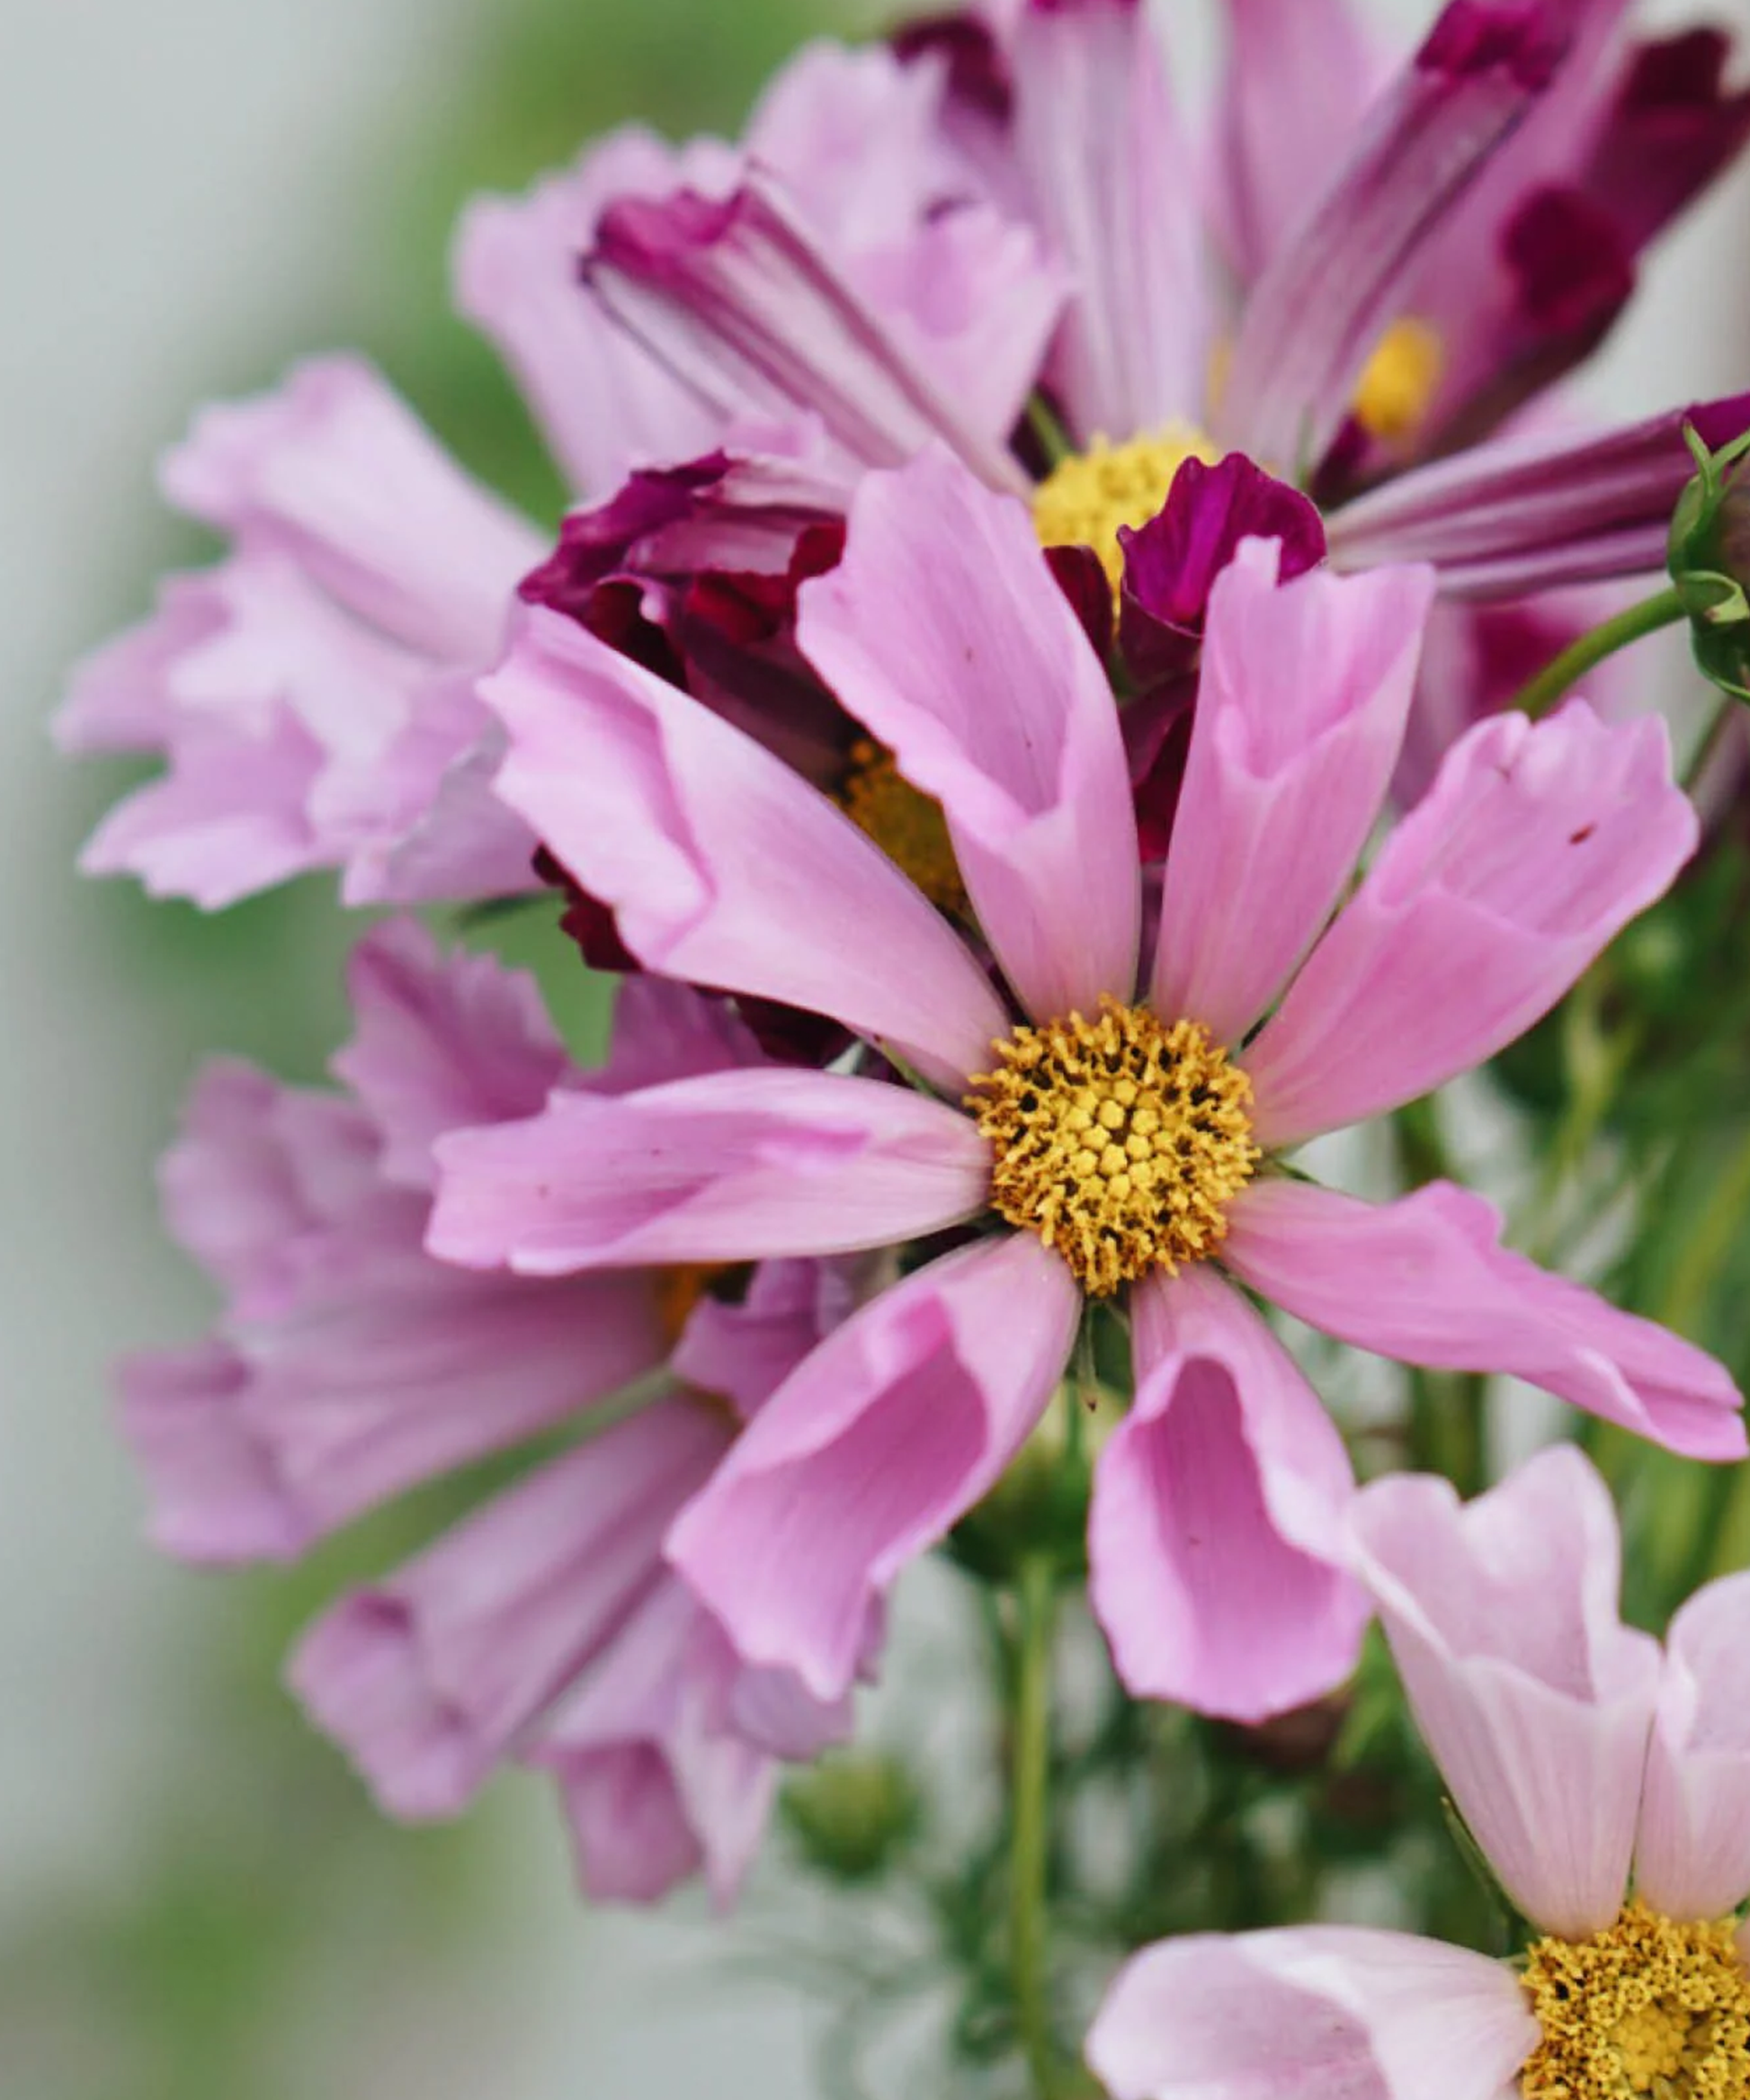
[62,0,1750,2089]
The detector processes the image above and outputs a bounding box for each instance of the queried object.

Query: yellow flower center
[966,997,1258,1299]
[653,1263,731,1349]
[1352,318,1444,445]
[1031,424,1218,588]
[837,739,968,916]
[1522,1901,1750,2100]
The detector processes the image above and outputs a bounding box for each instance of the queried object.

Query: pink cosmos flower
[570,0,1750,624]
[1088,1443,1750,2100]
[122,916,851,1906]
[58,39,1058,913]
[430,444,1743,1726]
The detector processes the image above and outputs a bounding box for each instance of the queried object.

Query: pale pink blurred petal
[290,1397,729,1819]
[1244,703,1696,1148]
[481,604,1010,1091]
[1152,541,1433,1043]
[1090,1266,1368,1721]
[1089,1925,1536,2100]
[452,127,736,497]
[1224,1178,1746,1461]
[1635,1569,1750,1920]
[1008,0,1207,440]
[666,1234,1081,1702]
[1351,1448,1662,1938]
[330,918,567,1191]
[798,446,1139,1019]
[428,1068,989,1274]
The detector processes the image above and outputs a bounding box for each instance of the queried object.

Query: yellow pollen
[966,997,1258,1299]
[838,739,968,916]
[1031,424,1218,589]
[653,1263,731,1349]
[1521,1900,1750,2100]
[1352,318,1444,445]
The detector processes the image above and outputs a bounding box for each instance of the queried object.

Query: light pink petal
[156,1059,386,1321]
[481,604,1009,1091]
[667,1234,1081,1702]
[1008,0,1206,440]
[162,354,540,662]
[57,570,232,755]
[452,127,735,497]
[430,1068,987,1276]
[1635,1569,1750,1920]
[1351,1448,1663,1938]
[798,446,1139,1019]
[1244,702,1697,1148]
[1225,1179,1746,1461]
[584,173,1027,492]
[1090,1267,1368,1722]
[117,1342,313,1564]
[1089,1925,1536,2100]
[289,1397,728,1819]
[330,919,568,1190]
[1152,543,1433,1044]
[670,1257,853,1424]
[1214,0,1385,285]
[1217,7,1570,468]
[531,1578,781,1909]
[240,1264,669,1541]
[589,975,766,1096]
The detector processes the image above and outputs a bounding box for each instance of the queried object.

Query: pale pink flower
[1088,1444,1750,2100]
[431,445,1740,1724]
[60,39,1058,912]
[122,916,849,1904]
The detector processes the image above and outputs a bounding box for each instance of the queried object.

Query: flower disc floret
[837,739,968,916]
[1031,425,1216,587]
[1521,1900,1750,2100]
[968,998,1258,1299]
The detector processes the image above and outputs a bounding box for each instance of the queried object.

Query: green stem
[1025,393,1075,469]
[1656,1119,1750,1340]
[1506,585,1687,721]
[1682,693,1737,797]
[1011,1556,1059,2100]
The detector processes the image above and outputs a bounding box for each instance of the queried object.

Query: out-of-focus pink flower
[62,37,1058,913]
[431,447,1740,1726]
[121,916,852,1904]
[1087,1445,1750,2100]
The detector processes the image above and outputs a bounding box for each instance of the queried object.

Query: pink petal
[797,445,1140,1019]
[117,1342,313,1564]
[585,174,1028,492]
[1008,0,1206,440]
[330,919,568,1191]
[1635,1569,1750,1920]
[481,604,1010,1091]
[1217,4,1572,469]
[1088,1926,1537,2100]
[428,1068,988,1275]
[1244,702,1697,1148]
[588,974,768,1095]
[162,355,540,663]
[666,1234,1081,1702]
[451,127,735,497]
[1224,1179,1746,1461]
[670,1257,853,1425]
[1152,542,1433,1044]
[1215,0,1385,285]
[1089,1266,1368,1722]
[531,1578,782,1909]
[289,1397,728,1819]
[1350,1448,1663,1938]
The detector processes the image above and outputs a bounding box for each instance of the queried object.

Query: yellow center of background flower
[1352,318,1444,445]
[1031,424,1217,588]
[1521,1900,1750,2100]
[966,997,1257,1299]
[838,739,968,916]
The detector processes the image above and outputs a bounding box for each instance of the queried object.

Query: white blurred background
[3,0,1746,2093]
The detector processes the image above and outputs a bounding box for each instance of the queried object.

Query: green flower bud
[781,1748,922,1883]
[1669,422,1750,701]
